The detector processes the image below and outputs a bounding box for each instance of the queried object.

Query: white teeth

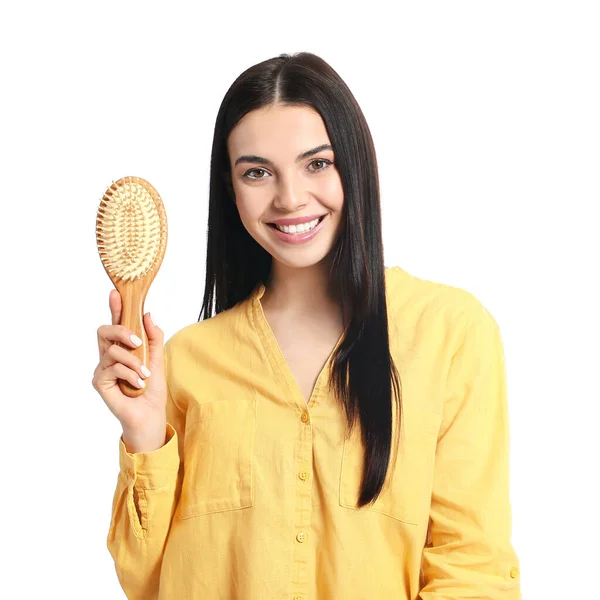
[274,218,321,234]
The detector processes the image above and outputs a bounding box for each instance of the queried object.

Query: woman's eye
[244,168,269,180]
[308,159,332,172]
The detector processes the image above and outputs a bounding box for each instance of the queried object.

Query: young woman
[94,52,521,599]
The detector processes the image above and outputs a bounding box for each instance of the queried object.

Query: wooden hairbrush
[96,176,168,398]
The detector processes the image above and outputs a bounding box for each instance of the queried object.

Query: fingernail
[130,334,143,347]
[137,378,146,388]
[141,365,151,377]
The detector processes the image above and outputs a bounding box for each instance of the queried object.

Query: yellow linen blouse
[107,266,521,599]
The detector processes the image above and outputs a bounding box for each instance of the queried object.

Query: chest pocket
[177,396,256,519]
[339,407,441,526]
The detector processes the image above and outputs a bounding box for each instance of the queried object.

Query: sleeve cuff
[118,422,180,489]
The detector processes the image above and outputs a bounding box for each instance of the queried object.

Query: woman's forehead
[228,105,330,157]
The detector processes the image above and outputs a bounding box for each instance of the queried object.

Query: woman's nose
[272,175,307,211]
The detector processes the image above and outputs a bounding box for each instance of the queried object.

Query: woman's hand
[92,290,168,451]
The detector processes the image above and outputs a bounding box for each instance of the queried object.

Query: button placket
[291,407,313,593]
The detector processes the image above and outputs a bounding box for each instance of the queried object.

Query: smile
[270,216,324,234]
[266,215,328,245]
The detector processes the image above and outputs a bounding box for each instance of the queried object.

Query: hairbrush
[96,176,168,398]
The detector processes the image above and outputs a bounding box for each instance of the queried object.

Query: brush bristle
[96,176,167,282]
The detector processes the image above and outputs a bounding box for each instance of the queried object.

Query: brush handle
[117,284,150,398]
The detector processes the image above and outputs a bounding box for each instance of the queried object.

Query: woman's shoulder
[164,300,250,356]
[385,265,495,330]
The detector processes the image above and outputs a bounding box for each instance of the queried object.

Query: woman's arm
[106,344,186,600]
[420,305,521,599]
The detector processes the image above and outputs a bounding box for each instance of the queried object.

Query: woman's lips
[267,215,327,245]
[268,214,326,226]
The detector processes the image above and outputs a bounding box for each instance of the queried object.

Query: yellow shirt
[107,266,521,599]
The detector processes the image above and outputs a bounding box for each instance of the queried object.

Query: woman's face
[227,104,344,270]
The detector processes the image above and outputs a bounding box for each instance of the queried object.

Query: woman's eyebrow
[234,144,333,167]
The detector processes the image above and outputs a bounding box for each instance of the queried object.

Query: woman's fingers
[109,289,122,326]
[98,342,151,385]
[142,312,165,373]
[97,323,144,359]
[108,362,147,390]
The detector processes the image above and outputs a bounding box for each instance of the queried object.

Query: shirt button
[296,531,306,543]
[510,566,519,578]
[298,470,309,481]
[293,596,304,600]
[300,411,309,423]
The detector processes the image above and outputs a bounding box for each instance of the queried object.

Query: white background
[1,1,598,598]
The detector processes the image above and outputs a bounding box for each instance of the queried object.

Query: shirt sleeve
[419,304,521,599]
[106,343,185,600]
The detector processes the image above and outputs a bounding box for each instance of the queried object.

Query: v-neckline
[249,282,346,410]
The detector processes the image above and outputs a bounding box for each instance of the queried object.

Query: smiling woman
[228,105,344,263]
[105,51,521,600]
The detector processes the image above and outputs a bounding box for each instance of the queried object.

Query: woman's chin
[263,241,335,270]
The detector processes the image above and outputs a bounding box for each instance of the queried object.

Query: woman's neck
[261,258,343,322]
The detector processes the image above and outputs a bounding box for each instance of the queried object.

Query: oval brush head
[96,176,168,398]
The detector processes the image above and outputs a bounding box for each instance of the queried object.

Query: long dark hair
[200,52,402,507]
